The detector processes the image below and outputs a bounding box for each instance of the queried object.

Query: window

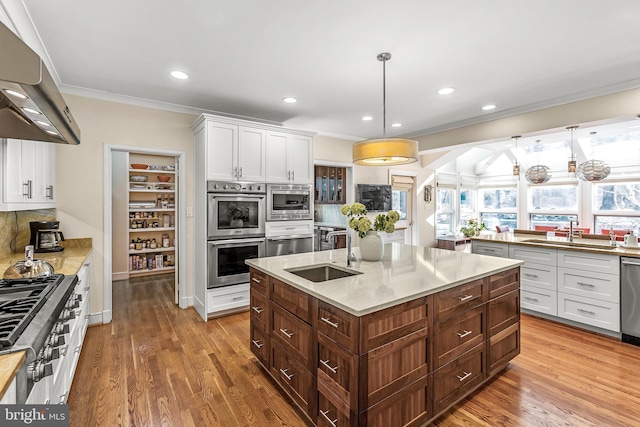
[529,184,578,229]
[479,187,517,230]
[459,189,476,227]
[436,187,456,235]
[593,182,640,233]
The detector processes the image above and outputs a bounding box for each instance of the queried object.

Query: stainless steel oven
[208,181,266,239]
[267,183,312,221]
[208,238,265,288]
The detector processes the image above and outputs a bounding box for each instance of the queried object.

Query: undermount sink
[523,239,617,250]
[285,264,362,282]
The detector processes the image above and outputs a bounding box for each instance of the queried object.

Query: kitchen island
[247,244,523,426]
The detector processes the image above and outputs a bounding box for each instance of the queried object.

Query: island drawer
[271,303,314,369]
[487,289,520,338]
[471,241,509,258]
[557,292,620,332]
[509,245,556,265]
[433,343,486,415]
[317,332,358,411]
[271,345,316,417]
[434,278,487,322]
[488,267,520,299]
[315,299,358,353]
[365,374,432,427]
[521,286,557,316]
[250,289,269,332]
[250,323,269,368]
[271,277,312,323]
[359,295,433,353]
[557,250,619,275]
[250,268,268,295]
[558,267,620,303]
[488,322,520,376]
[433,305,485,368]
[317,389,355,427]
[521,264,557,291]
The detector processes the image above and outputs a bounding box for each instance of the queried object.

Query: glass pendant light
[352,53,419,166]
[512,135,521,176]
[525,140,552,184]
[577,132,610,181]
[566,125,578,173]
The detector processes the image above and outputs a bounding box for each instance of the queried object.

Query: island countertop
[246,243,523,316]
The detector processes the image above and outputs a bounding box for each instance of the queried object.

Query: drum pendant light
[353,53,418,166]
[512,135,521,176]
[525,140,552,184]
[566,125,578,173]
[577,132,610,182]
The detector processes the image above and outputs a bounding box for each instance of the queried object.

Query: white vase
[360,231,384,261]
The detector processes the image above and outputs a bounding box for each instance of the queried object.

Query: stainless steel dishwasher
[621,257,640,346]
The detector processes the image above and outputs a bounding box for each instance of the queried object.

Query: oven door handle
[210,194,265,200]
[267,235,313,241]
[210,238,265,246]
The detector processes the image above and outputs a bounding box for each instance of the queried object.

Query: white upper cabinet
[204,121,266,182]
[1,139,55,211]
[266,131,313,184]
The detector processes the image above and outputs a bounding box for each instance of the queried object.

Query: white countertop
[246,243,523,316]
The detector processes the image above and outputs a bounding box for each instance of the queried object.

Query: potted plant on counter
[460,218,487,238]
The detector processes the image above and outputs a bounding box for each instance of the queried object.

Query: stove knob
[49,333,65,347]
[41,346,59,363]
[223,184,229,190]
[214,183,219,190]
[248,185,253,191]
[76,294,83,302]
[28,361,52,382]
[54,322,70,334]
[234,184,241,191]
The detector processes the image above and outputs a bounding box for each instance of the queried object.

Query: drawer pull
[251,277,261,283]
[251,306,263,314]
[279,328,294,338]
[232,296,244,301]
[577,282,595,288]
[577,308,596,315]
[483,248,496,252]
[321,317,340,328]
[457,330,472,338]
[457,294,474,302]
[523,296,539,302]
[523,273,539,278]
[456,371,472,382]
[320,409,338,427]
[279,368,294,381]
[251,339,263,349]
[320,359,339,374]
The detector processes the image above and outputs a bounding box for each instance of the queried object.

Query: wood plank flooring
[68,275,640,426]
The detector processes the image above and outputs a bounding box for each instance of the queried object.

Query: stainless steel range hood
[0,21,80,145]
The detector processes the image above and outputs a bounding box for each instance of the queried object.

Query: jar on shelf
[150,238,157,249]
[130,240,135,250]
[162,234,170,248]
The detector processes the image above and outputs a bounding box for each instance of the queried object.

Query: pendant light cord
[382,56,386,138]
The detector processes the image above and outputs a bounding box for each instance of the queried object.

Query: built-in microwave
[267,183,312,221]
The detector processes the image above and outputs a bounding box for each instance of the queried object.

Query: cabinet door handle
[483,248,496,252]
[321,317,339,328]
[251,277,261,283]
[251,306,263,314]
[22,181,30,198]
[239,167,242,178]
[320,359,339,374]
[577,282,595,288]
[320,409,338,427]
[279,328,294,338]
[287,171,291,180]
[523,296,539,302]
[456,371,472,382]
[251,339,263,349]
[233,167,238,178]
[29,180,33,199]
[291,170,294,181]
[523,273,539,278]
[577,308,596,315]
[457,330,472,338]
[279,368,294,381]
[457,294,474,302]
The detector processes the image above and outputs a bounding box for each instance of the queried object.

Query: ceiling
[17,0,640,141]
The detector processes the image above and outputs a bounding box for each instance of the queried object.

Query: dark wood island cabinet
[248,247,521,427]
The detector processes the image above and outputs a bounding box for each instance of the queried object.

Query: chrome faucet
[326,230,356,267]
[568,220,579,242]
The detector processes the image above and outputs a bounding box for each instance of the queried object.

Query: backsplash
[0,209,56,258]
[314,204,348,226]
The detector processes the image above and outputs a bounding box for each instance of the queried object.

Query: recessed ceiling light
[362,116,373,121]
[35,120,51,127]
[482,104,496,111]
[283,97,297,103]
[170,70,189,80]
[23,107,41,115]
[5,89,27,99]
[438,87,455,95]
[391,123,402,127]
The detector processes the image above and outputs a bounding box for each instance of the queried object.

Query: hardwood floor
[69,275,640,426]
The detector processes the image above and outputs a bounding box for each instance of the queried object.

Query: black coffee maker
[29,221,65,253]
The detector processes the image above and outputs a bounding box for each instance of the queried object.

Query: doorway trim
[388,169,418,246]
[103,144,187,324]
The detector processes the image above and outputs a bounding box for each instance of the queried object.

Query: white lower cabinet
[510,246,559,316]
[521,285,558,315]
[207,284,250,316]
[557,267,620,304]
[558,292,620,332]
[471,241,509,258]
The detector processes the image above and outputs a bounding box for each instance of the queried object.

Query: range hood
[0,21,80,145]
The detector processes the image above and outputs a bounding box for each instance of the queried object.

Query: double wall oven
[207,181,265,289]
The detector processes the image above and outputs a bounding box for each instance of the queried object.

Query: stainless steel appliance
[29,221,65,253]
[267,183,312,221]
[266,235,313,257]
[622,257,640,345]
[315,226,346,251]
[0,274,78,403]
[207,181,266,289]
[207,238,265,288]
[207,181,266,239]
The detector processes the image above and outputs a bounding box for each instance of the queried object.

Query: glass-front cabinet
[314,165,346,204]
